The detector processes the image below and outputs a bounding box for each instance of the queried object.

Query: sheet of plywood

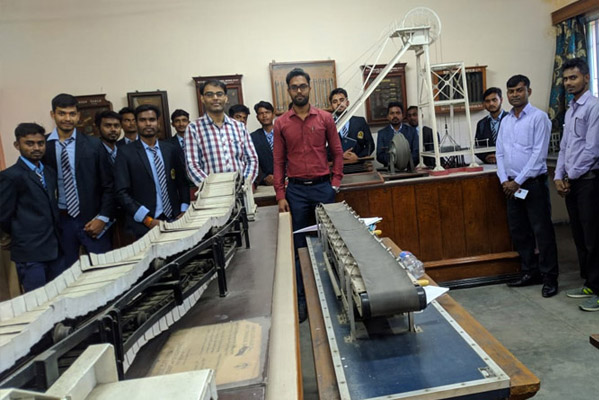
[149,320,264,387]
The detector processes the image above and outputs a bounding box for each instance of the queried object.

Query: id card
[514,188,528,200]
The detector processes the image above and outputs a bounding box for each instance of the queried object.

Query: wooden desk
[256,168,520,286]
[299,238,540,400]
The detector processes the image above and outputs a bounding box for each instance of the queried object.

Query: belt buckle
[304,180,313,185]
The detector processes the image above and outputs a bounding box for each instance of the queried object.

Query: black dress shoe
[507,273,542,287]
[542,283,558,298]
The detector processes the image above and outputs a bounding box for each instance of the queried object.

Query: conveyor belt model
[0,172,250,392]
[315,202,426,339]
[306,236,511,399]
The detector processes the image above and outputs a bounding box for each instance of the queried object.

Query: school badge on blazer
[357,131,364,139]
[171,169,176,179]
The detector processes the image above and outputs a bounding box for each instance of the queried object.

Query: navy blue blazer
[250,128,274,185]
[0,159,60,262]
[167,135,185,151]
[376,124,419,167]
[114,140,190,238]
[116,137,136,147]
[43,131,115,222]
[475,111,507,163]
[342,116,375,157]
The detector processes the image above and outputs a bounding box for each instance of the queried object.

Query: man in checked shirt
[184,80,258,186]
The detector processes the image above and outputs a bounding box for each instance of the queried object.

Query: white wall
[0,0,570,165]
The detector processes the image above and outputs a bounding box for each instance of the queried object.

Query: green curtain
[548,16,587,153]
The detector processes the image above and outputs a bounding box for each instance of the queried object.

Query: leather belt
[575,170,598,180]
[288,175,330,186]
[508,174,546,184]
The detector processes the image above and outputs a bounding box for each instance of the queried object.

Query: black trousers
[286,180,336,301]
[506,175,559,281]
[565,174,599,293]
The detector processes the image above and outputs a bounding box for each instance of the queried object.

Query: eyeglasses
[289,84,310,92]
[203,91,226,98]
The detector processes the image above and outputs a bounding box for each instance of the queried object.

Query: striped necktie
[490,116,500,143]
[339,121,350,138]
[148,146,173,219]
[35,168,46,189]
[60,137,80,218]
[265,131,273,150]
[110,148,117,164]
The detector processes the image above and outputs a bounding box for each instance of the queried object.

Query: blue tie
[149,146,173,219]
[60,137,79,218]
[339,121,349,138]
[265,131,274,150]
[35,168,46,188]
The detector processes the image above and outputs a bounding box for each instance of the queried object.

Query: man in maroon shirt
[273,68,344,322]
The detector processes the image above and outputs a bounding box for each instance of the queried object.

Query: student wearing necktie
[169,109,190,153]
[114,104,190,239]
[250,101,276,186]
[96,110,122,165]
[329,88,374,161]
[42,94,114,268]
[474,87,508,164]
[0,123,63,292]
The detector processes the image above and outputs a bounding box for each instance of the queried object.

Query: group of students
[1,60,597,316]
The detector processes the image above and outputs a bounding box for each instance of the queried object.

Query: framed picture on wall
[127,90,171,140]
[269,60,336,115]
[192,74,244,117]
[361,63,407,125]
[75,94,112,137]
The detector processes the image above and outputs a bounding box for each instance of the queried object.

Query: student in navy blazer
[250,101,275,185]
[0,123,63,292]
[329,88,375,160]
[42,94,114,268]
[117,107,138,146]
[168,109,190,153]
[115,104,190,239]
[376,102,419,167]
[474,87,508,164]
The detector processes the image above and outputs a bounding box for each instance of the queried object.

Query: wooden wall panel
[462,176,491,256]
[365,188,396,242]
[414,184,443,261]
[321,171,519,283]
[437,181,467,259]
[337,190,369,219]
[391,185,419,255]
[484,175,513,253]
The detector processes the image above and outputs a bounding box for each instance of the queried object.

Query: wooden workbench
[299,238,540,400]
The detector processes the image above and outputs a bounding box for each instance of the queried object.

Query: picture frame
[361,63,407,125]
[269,60,336,115]
[432,65,487,114]
[192,74,244,117]
[75,94,112,137]
[127,90,171,140]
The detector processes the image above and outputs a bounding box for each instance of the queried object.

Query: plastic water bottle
[399,251,425,279]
